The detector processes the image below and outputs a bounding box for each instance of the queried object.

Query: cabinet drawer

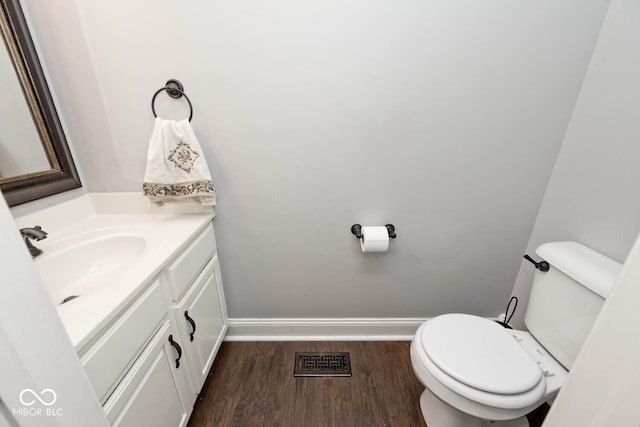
[81,279,167,403]
[104,321,188,427]
[165,223,215,300]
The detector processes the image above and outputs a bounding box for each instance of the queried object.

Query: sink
[35,229,147,305]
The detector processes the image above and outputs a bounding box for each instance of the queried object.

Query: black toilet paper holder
[351,224,396,239]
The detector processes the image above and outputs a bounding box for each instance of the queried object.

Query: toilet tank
[524,241,622,369]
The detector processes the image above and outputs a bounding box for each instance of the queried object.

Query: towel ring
[151,79,193,121]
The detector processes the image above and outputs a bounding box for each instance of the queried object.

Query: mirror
[0,0,80,206]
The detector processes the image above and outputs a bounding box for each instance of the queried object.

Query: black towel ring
[151,79,193,121]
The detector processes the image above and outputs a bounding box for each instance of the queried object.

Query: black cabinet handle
[184,311,196,342]
[168,334,182,368]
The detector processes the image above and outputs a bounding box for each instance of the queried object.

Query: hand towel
[143,118,216,206]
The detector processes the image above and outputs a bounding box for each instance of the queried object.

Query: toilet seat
[421,313,543,394]
[413,315,546,409]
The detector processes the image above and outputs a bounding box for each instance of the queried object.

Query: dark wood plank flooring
[187,341,426,427]
[187,341,548,427]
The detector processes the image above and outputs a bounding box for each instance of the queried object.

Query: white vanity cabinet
[103,320,192,427]
[78,221,227,427]
[171,254,227,393]
[165,222,228,395]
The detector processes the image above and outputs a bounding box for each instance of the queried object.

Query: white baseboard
[225,318,429,341]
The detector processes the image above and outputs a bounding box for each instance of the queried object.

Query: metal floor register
[293,352,352,377]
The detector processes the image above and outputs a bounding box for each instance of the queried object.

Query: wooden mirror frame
[0,0,81,206]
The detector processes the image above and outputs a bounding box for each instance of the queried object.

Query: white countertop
[13,193,214,350]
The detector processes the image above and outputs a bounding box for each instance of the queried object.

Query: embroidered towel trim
[143,118,216,205]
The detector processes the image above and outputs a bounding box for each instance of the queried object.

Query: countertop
[13,193,214,350]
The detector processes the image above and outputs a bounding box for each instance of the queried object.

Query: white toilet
[410,241,622,427]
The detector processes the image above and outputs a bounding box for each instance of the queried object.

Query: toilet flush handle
[524,254,550,272]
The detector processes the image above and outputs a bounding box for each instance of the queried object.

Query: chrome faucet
[20,226,48,258]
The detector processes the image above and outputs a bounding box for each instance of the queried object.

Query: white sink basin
[35,229,147,305]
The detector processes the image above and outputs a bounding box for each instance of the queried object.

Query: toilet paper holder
[351,224,396,239]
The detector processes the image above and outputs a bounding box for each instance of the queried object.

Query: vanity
[14,194,228,427]
[3,2,227,423]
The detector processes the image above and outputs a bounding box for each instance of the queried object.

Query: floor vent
[294,352,352,377]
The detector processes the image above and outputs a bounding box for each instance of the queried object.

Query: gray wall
[510,0,640,328]
[23,0,610,319]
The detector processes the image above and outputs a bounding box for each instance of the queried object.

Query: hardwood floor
[187,341,427,427]
[187,341,549,427]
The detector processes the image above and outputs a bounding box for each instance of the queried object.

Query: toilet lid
[420,314,543,395]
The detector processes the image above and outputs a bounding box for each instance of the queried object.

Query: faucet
[20,226,48,258]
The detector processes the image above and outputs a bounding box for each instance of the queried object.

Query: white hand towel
[143,118,216,206]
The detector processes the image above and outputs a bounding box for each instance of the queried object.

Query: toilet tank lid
[536,242,622,298]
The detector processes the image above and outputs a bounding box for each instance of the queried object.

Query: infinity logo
[19,389,57,407]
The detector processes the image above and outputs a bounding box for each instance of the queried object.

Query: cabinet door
[176,255,228,392]
[105,321,192,427]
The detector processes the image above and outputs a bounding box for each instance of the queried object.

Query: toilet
[410,241,622,427]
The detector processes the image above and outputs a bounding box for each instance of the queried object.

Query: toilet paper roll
[360,226,389,253]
